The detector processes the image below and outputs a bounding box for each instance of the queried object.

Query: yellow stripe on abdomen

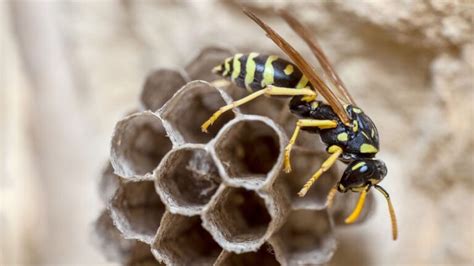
[231,53,243,82]
[244,53,259,92]
[222,57,232,76]
[261,55,278,87]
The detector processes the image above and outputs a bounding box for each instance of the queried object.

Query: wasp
[201,9,398,240]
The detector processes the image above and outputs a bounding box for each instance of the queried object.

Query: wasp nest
[96,47,373,265]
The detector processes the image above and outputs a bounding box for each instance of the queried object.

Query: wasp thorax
[338,159,387,192]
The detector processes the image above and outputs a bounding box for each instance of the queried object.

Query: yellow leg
[298,145,343,197]
[325,185,338,208]
[284,119,337,173]
[345,186,369,224]
[201,85,316,133]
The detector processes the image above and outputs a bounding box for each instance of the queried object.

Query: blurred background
[1,0,473,265]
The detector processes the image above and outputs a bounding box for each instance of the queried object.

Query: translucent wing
[243,9,351,125]
[279,10,356,105]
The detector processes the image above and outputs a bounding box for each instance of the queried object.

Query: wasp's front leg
[298,145,343,197]
[284,119,337,173]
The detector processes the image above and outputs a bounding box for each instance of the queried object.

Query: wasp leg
[210,79,231,88]
[298,145,343,197]
[325,184,338,208]
[201,85,316,132]
[345,185,370,224]
[284,119,337,173]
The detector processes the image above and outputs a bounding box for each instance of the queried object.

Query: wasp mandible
[201,9,398,240]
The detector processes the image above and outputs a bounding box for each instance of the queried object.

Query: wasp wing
[243,9,351,125]
[279,10,356,105]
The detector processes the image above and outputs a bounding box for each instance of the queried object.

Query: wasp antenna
[344,187,369,224]
[374,185,398,240]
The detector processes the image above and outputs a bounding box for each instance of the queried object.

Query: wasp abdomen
[213,53,310,92]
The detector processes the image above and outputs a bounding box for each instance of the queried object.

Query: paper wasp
[201,9,398,240]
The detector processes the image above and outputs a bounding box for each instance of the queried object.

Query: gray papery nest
[95,47,374,266]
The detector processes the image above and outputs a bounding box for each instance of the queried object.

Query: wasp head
[337,159,387,193]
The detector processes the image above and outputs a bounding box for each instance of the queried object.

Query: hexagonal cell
[277,147,339,210]
[110,180,166,244]
[331,190,375,226]
[155,145,221,215]
[270,209,337,265]
[203,186,287,253]
[212,116,286,189]
[215,243,281,266]
[185,46,234,82]
[140,69,188,112]
[159,81,235,144]
[110,111,172,180]
[99,162,121,204]
[152,212,222,265]
[94,210,163,265]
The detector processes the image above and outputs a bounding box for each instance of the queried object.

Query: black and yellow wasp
[202,9,398,240]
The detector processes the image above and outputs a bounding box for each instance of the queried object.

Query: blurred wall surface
[1,0,473,265]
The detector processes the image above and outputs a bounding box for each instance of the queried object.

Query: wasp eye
[359,165,368,173]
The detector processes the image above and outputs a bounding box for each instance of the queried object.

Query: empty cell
[110,180,166,244]
[111,111,172,179]
[152,213,222,265]
[140,69,188,112]
[155,146,221,215]
[214,119,281,185]
[204,187,273,251]
[159,81,235,144]
[278,147,339,210]
[215,243,280,266]
[99,162,121,204]
[273,209,336,265]
[95,210,162,265]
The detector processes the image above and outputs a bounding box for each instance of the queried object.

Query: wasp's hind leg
[201,85,316,132]
[284,119,337,173]
[298,145,343,197]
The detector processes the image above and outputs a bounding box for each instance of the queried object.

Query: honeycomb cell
[215,243,281,266]
[95,210,162,265]
[140,69,188,112]
[185,46,233,82]
[202,186,287,253]
[212,116,286,189]
[159,81,235,145]
[277,147,339,210]
[99,162,121,204]
[110,111,172,180]
[270,209,337,265]
[110,180,166,244]
[154,145,221,215]
[152,212,222,265]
